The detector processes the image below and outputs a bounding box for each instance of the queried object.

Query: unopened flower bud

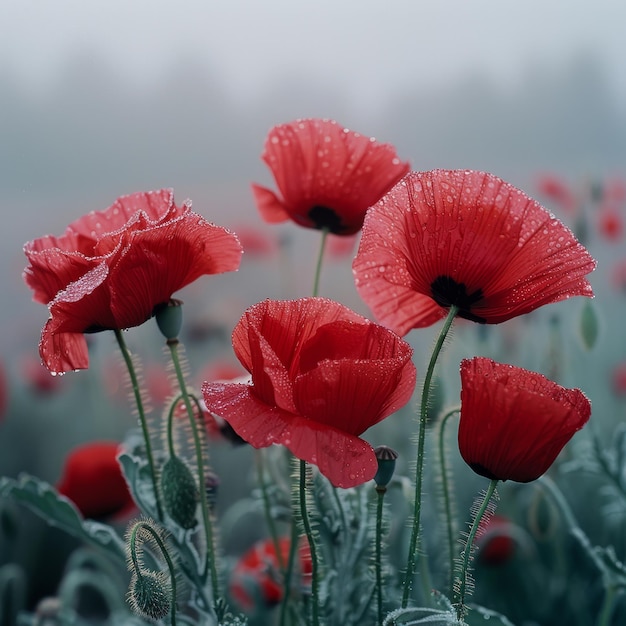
[154,299,184,341]
[161,455,199,529]
[129,571,171,620]
[373,445,398,489]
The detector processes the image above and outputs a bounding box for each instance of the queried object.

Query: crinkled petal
[293,355,415,435]
[40,322,90,373]
[107,214,242,329]
[201,381,377,488]
[23,247,103,305]
[233,298,365,379]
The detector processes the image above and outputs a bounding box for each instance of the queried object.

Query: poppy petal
[354,170,596,333]
[458,357,591,482]
[254,119,409,235]
[251,184,290,224]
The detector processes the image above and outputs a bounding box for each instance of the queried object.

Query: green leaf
[383,606,459,625]
[0,475,125,562]
[579,300,599,350]
[465,605,516,625]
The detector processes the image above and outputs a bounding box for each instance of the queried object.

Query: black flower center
[308,205,345,234]
[430,275,486,323]
[469,462,500,481]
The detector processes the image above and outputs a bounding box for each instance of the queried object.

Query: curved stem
[114,329,163,521]
[167,340,220,605]
[438,407,461,596]
[130,522,178,626]
[375,486,386,626]
[454,479,499,620]
[402,305,458,606]
[312,228,329,297]
[597,584,618,626]
[300,460,320,626]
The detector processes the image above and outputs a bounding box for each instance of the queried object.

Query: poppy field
[1,117,625,626]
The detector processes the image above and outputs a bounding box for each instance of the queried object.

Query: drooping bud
[160,455,199,529]
[129,571,171,620]
[125,519,176,622]
[154,299,184,341]
[373,445,398,489]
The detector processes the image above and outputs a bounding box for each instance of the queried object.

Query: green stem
[114,329,163,521]
[279,455,299,626]
[597,584,618,626]
[130,522,178,626]
[312,228,329,297]
[438,407,461,596]
[167,339,220,605]
[375,486,386,626]
[455,479,499,620]
[402,305,458,606]
[300,460,320,626]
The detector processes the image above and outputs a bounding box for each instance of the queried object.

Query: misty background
[2,0,626,363]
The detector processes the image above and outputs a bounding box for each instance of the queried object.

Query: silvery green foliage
[382,593,515,625]
[311,474,377,625]
[0,474,126,561]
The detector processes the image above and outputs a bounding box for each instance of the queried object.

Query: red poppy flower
[611,363,626,396]
[21,355,63,395]
[230,537,311,612]
[536,173,577,213]
[23,189,243,374]
[57,441,135,519]
[353,170,596,335]
[251,118,409,236]
[202,297,416,488]
[458,357,591,483]
[475,515,516,566]
[598,207,623,242]
[611,259,626,293]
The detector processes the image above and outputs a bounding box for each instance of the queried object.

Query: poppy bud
[373,446,398,489]
[154,298,184,341]
[129,571,171,620]
[160,455,199,529]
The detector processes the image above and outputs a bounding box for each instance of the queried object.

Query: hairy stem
[114,329,163,521]
[402,305,458,606]
[455,479,499,620]
[167,340,220,607]
[438,407,461,595]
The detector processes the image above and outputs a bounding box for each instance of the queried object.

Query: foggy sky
[2,1,626,358]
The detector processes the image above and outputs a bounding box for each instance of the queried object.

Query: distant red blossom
[21,355,63,395]
[252,118,409,236]
[458,357,591,483]
[230,537,312,612]
[475,515,516,566]
[202,297,416,488]
[611,259,626,293]
[353,170,596,336]
[536,173,577,213]
[598,208,623,242]
[612,363,626,396]
[231,224,279,258]
[24,189,243,374]
[57,442,135,519]
[325,233,359,260]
